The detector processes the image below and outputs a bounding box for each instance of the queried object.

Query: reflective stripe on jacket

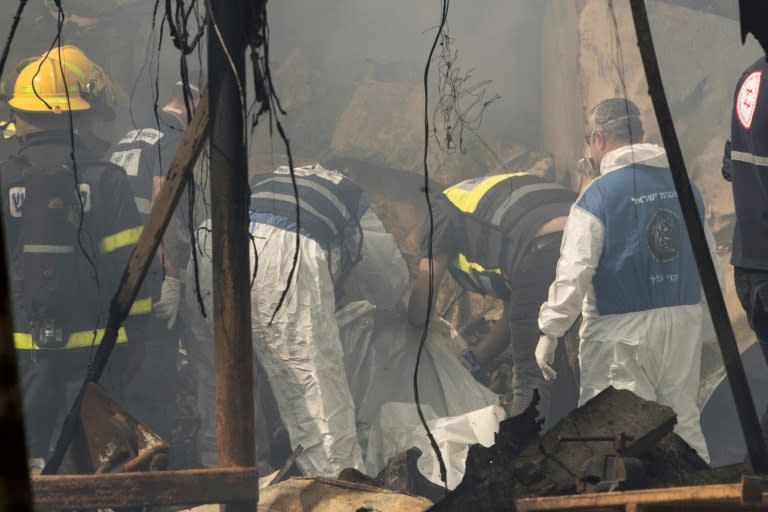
[249,164,365,284]
[1,133,146,344]
[14,326,128,350]
[729,57,768,270]
[442,172,575,299]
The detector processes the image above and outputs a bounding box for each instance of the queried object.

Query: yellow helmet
[55,45,116,109]
[8,54,91,113]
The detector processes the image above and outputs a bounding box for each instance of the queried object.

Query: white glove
[535,334,558,382]
[153,276,181,328]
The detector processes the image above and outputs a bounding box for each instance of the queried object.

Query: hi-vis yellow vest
[443,173,529,300]
[442,172,573,300]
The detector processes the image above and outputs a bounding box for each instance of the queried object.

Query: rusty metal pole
[208,0,257,509]
[630,0,768,473]
[0,230,33,510]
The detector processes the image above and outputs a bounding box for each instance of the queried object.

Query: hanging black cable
[414,0,450,490]
[0,0,28,89]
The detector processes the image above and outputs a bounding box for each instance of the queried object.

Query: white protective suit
[538,144,720,462]
[183,166,409,477]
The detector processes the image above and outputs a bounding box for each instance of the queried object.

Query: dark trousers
[734,267,768,445]
[735,267,768,348]
[16,346,128,459]
[121,317,179,460]
[506,232,578,429]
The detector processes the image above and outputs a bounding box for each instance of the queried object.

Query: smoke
[260,0,547,155]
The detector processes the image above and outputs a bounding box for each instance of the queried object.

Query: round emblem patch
[737,71,761,129]
[647,208,681,263]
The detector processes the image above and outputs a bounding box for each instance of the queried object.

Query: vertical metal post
[1,7,36,508]
[208,0,257,509]
[0,227,33,510]
[630,0,768,473]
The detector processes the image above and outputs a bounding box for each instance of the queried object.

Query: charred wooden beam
[31,468,258,510]
[43,89,210,474]
[515,477,768,511]
[629,0,768,474]
[68,383,168,475]
[208,1,258,512]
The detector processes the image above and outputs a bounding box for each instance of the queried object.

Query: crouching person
[184,163,408,476]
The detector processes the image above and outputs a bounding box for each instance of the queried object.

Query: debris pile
[431,387,747,511]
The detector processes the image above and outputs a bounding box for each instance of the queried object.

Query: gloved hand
[535,334,558,381]
[153,276,181,328]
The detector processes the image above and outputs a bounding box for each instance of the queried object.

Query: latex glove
[535,334,558,382]
[153,276,181,328]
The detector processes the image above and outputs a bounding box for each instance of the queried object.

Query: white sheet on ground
[366,402,506,489]
[336,301,502,488]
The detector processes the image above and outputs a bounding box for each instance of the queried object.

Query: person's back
[107,82,201,467]
[4,48,144,467]
[185,163,408,476]
[249,164,368,288]
[575,148,704,321]
[434,172,575,301]
[109,81,197,273]
[724,56,768,446]
[110,115,182,217]
[2,132,141,343]
[537,98,715,462]
[729,56,768,270]
[109,84,196,320]
[408,169,577,427]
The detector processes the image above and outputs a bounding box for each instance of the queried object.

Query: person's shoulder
[0,153,25,170]
[574,171,629,218]
[575,177,604,212]
[80,157,131,184]
[735,56,768,92]
[747,56,768,75]
[0,154,25,185]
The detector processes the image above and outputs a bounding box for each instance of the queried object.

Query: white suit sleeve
[538,205,604,338]
[341,207,409,309]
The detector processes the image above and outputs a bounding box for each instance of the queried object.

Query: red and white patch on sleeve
[737,71,762,129]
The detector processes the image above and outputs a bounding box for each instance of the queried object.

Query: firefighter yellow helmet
[8,54,91,113]
[55,45,116,109]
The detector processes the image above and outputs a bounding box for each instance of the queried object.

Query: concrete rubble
[182,477,433,512]
[178,387,750,511]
